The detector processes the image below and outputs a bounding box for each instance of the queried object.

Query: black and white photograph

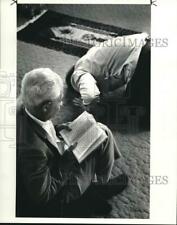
[16,4,150,218]
[0,0,177,224]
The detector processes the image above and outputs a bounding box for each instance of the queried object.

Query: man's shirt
[25,108,68,152]
[71,33,148,105]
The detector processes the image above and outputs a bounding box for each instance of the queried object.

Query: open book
[59,111,107,163]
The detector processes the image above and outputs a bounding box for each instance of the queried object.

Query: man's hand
[66,142,78,152]
[73,97,87,110]
[55,122,72,133]
[60,142,78,173]
[73,97,95,112]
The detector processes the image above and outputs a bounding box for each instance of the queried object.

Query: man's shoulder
[17,105,46,150]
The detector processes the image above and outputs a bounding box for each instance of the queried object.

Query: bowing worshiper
[66,32,150,125]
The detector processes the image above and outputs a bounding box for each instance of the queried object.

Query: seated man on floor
[16,68,128,217]
[66,33,150,125]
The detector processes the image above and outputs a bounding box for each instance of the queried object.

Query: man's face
[49,95,63,117]
[39,94,63,121]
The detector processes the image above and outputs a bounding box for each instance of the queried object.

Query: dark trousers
[125,40,150,126]
[126,40,150,105]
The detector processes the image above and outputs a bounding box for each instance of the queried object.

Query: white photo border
[0,0,177,224]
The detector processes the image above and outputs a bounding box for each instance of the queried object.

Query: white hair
[21,68,63,109]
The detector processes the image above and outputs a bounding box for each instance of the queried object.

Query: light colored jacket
[71,33,148,105]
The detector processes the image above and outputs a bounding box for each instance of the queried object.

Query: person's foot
[82,185,112,215]
[63,188,112,217]
[92,194,112,215]
[94,174,128,199]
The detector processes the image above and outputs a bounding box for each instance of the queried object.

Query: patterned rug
[17,10,136,56]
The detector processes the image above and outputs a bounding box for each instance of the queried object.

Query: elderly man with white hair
[16,68,128,217]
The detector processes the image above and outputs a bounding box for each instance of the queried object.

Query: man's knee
[97,122,114,154]
[97,123,113,139]
[97,122,121,159]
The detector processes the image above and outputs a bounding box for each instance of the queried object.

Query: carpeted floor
[17,40,150,218]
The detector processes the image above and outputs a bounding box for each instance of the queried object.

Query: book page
[60,111,95,145]
[74,128,107,163]
[72,124,107,162]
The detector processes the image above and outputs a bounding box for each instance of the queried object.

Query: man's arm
[73,97,100,113]
[74,72,100,105]
[19,146,66,204]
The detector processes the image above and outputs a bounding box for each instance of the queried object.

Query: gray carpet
[17,40,150,218]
